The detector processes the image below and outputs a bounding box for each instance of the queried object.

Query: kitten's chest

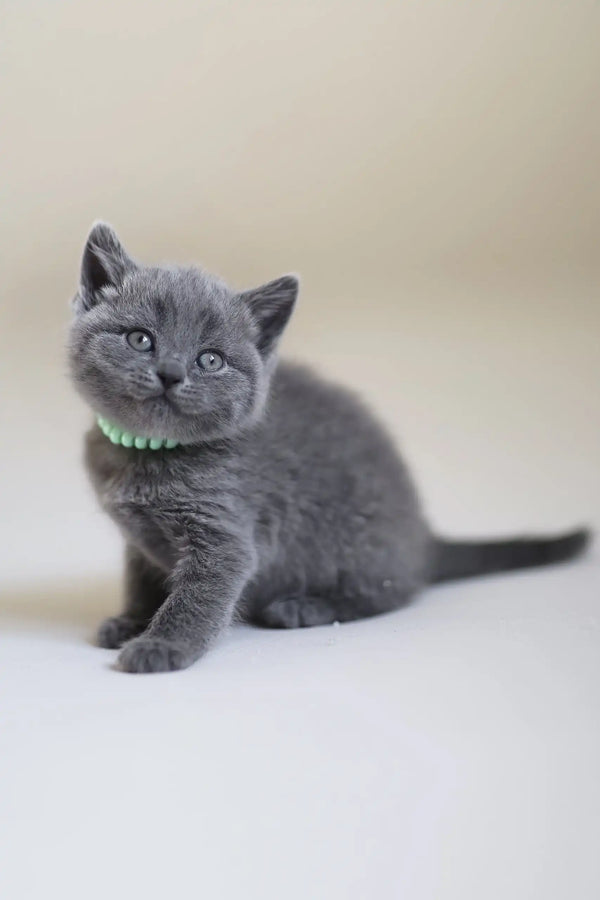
[86,433,202,570]
[105,470,186,569]
[107,483,181,570]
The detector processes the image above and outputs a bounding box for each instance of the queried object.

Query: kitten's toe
[96,615,145,649]
[117,636,189,673]
[256,597,336,629]
[257,598,303,628]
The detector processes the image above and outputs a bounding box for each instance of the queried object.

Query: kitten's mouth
[141,392,180,411]
[141,392,197,424]
[143,390,201,419]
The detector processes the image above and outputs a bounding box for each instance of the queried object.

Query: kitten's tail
[428,527,591,584]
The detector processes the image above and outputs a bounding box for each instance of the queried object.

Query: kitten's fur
[69,223,589,673]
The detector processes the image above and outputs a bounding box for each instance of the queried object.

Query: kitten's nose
[157,359,186,389]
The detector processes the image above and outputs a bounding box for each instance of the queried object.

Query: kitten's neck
[96,416,179,451]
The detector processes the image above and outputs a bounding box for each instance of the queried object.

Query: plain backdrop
[1,2,599,899]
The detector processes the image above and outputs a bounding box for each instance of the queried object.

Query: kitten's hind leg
[254,586,413,629]
[96,546,168,649]
[97,615,147,649]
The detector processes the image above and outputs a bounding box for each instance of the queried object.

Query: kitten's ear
[239,275,299,355]
[76,222,136,311]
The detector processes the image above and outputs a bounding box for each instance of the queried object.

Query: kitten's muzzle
[157,358,186,389]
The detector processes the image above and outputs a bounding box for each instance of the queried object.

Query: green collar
[97,416,179,450]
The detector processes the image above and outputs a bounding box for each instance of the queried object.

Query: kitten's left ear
[239,275,299,356]
[76,221,137,312]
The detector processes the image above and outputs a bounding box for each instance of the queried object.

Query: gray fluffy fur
[68,223,590,673]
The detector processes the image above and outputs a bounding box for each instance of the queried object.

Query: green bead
[121,431,134,448]
[149,438,163,450]
[164,439,178,449]
[109,427,122,444]
[134,436,148,450]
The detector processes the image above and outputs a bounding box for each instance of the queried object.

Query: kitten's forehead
[126,265,230,307]
[121,265,246,338]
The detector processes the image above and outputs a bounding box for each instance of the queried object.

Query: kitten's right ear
[75,222,136,312]
[239,275,299,356]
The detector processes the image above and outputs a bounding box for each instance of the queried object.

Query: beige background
[2,5,600,900]
[2,0,599,586]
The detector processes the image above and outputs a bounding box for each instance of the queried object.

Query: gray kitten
[68,223,589,673]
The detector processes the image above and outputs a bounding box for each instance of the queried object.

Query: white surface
[1,559,599,900]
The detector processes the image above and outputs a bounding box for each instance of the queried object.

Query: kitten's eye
[197,350,224,372]
[126,330,154,352]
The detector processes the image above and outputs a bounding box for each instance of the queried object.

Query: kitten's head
[68,222,298,445]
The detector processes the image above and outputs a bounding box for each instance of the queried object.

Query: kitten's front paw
[117,636,190,674]
[96,615,145,649]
